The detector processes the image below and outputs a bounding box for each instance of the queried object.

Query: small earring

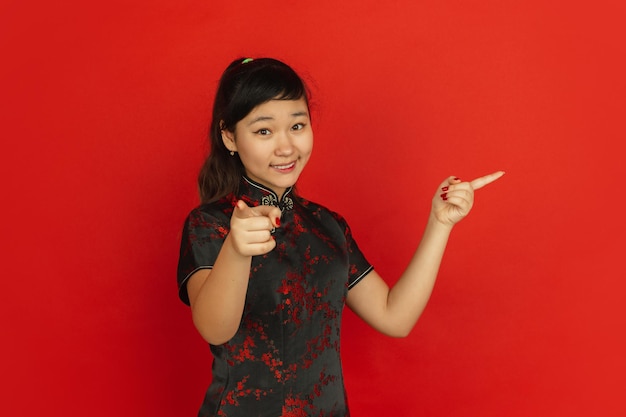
[229,151,235,156]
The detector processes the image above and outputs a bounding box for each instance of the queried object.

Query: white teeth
[272,162,295,169]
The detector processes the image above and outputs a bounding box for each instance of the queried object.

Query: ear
[221,124,237,153]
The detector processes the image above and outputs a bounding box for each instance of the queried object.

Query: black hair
[198,57,310,203]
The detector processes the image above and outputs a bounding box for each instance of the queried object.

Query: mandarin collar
[239,176,295,212]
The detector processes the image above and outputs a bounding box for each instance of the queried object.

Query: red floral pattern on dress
[177,177,371,417]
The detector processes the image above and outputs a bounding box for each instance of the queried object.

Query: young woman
[177,57,503,417]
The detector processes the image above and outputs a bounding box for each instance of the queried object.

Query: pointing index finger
[236,201,282,227]
[470,171,505,190]
[234,200,268,219]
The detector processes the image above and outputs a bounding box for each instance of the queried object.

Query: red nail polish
[454,177,461,181]
[442,186,449,192]
[275,217,281,227]
[440,193,447,199]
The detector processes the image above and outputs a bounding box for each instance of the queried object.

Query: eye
[255,128,271,136]
[291,123,306,131]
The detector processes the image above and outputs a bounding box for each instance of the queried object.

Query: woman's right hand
[229,200,282,256]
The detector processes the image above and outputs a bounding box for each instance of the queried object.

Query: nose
[274,131,294,156]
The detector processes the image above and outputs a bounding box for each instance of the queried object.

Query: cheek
[299,134,314,157]
[238,140,271,162]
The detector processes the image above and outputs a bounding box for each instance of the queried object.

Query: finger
[442,194,471,210]
[249,238,277,255]
[235,216,274,233]
[442,188,472,204]
[470,171,505,190]
[440,180,471,198]
[249,204,282,228]
[237,236,277,256]
[445,187,473,200]
[233,200,282,227]
[233,200,255,219]
[246,229,273,243]
[440,176,462,188]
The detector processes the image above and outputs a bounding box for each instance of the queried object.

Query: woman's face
[222,97,313,198]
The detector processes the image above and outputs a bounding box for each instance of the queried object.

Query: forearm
[384,215,453,336]
[348,173,502,337]
[189,234,252,345]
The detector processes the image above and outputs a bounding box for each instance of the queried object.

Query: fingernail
[275,217,281,227]
[441,186,449,192]
[454,177,461,181]
[440,193,447,199]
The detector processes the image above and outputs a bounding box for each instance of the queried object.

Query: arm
[187,200,281,345]
[346,171,504,338]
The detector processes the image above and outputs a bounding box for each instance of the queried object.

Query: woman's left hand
[432,171,505,226]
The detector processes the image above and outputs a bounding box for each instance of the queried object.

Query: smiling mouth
[271,161,296,170]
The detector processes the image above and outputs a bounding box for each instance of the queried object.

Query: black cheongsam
[177,177,373,417]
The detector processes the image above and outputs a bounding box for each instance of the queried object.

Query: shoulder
[184,196,235,228]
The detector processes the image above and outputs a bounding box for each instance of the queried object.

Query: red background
[2,1,625,416]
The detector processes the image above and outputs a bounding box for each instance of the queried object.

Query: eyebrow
[246,111,309,126]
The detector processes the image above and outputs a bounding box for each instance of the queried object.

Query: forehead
[244,97,309,123]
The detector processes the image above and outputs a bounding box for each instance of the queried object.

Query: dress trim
[348,265,374,289]
[179,265,214,301]
[242,176,295,212]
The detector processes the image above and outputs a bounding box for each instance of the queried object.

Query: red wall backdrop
[2,1,625,416]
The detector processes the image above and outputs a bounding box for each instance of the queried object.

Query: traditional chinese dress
[177,176,373,417]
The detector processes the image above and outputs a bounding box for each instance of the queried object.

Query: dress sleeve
[335,214,373,289]
[176,207,229,306]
